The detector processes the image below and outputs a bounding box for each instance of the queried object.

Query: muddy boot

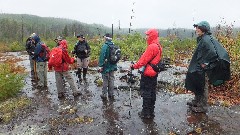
[76,68,82,83]
[100,94,107,101]
[187,95,200,107]
[83,68,88,82]
[191,96,208,113]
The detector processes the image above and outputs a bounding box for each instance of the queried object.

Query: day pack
[76,43,87,54]
[108,43,121,64]
[48,47,63,67]
[40,43,50,61]
[149,59,166,73]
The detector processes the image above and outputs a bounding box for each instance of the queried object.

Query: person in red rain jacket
[130,28,162,119]
[48,39,81,98]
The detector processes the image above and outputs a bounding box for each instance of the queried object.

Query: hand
[130,64,134,70]
[201,64,206,69]
[74,58,77,63]
[98,67,103,73]
[48,67,53,72]
[85,50,88,54]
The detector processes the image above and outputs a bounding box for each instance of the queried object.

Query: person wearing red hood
[130,28,162,119]
[48,38,81,98]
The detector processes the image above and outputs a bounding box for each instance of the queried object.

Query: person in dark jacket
[72,34,91,83]
[25,33,36,80]
[130,29,162,119]
[98,33,118,100]
[48,40,81,98]
[32,34,48,88]
[185,21,219,113]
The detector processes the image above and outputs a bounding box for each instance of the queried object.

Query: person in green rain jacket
[98,33,118,100]
[185,21,230,113]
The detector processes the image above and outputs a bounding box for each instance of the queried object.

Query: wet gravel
[0,52,239,135]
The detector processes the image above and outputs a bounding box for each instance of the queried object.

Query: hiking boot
[73,92,82,97]
[83,77,87,82]
[191,106,208,113]
[100,94,107,100]
[58,93,64,98]
[187,99,197,106]
[108,95,115,101]
[138,111,153,119]
[36,85,44,89]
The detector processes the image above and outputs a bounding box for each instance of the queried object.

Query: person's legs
[101,72,109,100]
[29,56,34,79]
[55,72,65,98]
[76,58,83,82]
[150,75,157,117]
[191,72,208,113]
[36,62,45,87]
[108,71,115,99]
[138,75,153,119]
[82,57,90,81]
[62,71,81,96]
[43,62,47,87]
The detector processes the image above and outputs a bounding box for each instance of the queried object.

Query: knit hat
[76,34,84,39]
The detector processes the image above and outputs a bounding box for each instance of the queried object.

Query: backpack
[149,59,167,73]
[48,47,63,67]
[39,43,50,61]
[108,43,121,64]
[149,45,167,73]
[76,43,87,54]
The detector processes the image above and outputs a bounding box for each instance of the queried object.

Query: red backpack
[48,47,63,67]
[39,43,50,61]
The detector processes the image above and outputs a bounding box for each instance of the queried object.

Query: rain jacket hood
[145,29,159,45]
[32,34,41,44]
[132,28,162,77]
[60,40,68,49]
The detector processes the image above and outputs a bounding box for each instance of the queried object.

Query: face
[195,26,204,36]
[31,39,35,44]
[145,34,149,40]
[78,37,84,41]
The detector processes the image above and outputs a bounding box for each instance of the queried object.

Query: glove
[74,58,77,63]
[130,64,134,70]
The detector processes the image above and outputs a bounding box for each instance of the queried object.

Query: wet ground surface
[0,52,240,135]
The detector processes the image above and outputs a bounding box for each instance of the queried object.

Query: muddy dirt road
[0,52,239,135]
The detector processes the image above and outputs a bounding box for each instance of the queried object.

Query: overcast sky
[0,0,240,29]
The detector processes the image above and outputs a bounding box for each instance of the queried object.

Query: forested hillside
[0,13,197,43]
[0,13,113,42]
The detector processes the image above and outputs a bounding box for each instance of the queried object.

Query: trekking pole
[128,62,134,116]
[129,85,132,116]
[33,60,37,80]
[117,85,120,97]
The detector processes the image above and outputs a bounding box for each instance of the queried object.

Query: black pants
[140,74,157,116]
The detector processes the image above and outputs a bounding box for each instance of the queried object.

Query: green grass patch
[0,63,25,101]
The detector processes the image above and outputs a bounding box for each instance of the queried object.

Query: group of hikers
[25,21,230,119]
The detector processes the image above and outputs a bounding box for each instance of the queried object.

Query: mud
[0,52,239,135]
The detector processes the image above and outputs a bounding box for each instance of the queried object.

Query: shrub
[9,41,25,52]
[0,63,25,101]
